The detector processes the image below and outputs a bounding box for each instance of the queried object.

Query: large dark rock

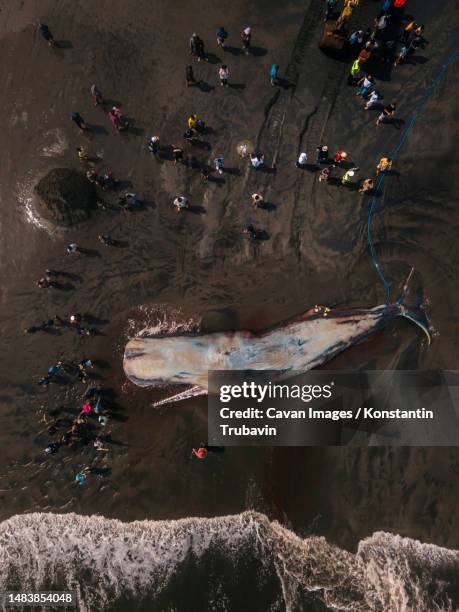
[34,168,97,226]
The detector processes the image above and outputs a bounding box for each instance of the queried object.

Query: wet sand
[0,0,458,554]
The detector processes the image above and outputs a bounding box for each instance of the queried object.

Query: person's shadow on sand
[224,46,244,56]
[253,229,269,240]
[222,166,241,176]
[53,40,73,50]
[188,205,206,214]
[385,117,406,129]
[258,201,276,211]
[205,53,221,64]
[297,163,319,173]
[208,176,226,186]
[250,47,267,57]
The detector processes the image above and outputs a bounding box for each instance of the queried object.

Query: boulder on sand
[34,168,97,226]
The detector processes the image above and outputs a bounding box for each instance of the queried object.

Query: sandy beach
[0,0,458,584]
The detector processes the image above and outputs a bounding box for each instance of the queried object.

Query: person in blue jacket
[270,64,279,86]
[216,27,228,48]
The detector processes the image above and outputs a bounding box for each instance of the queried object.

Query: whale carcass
[123,296,430,406]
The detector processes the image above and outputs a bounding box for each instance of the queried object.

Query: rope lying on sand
[367,45,459,303]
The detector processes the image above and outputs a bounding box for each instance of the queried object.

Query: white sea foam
[41,129,69,158]
[124,304,199,340]
[17,174,57,235]
[0,512,457,612]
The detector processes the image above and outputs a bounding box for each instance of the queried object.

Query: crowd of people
[291,1,426,194]
[32,0,428,466]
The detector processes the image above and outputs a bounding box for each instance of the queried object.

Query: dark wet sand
[0,0,458,552]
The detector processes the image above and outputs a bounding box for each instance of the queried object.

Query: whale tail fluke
[401,306,431,345]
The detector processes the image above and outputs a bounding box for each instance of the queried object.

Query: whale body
[123,301,430,405]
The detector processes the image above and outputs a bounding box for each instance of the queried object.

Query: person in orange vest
[192,446,208,459]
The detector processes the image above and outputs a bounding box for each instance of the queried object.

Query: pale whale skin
[123,303,430,393]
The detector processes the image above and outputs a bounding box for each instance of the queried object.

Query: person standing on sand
[364,90,380,110]
[348,30,364,46]
[214,157,224,174]
[94,437,109,452]
[66,243,81,254]
[243,224,257,240]
[316,145,329,164]
[186,65,197,87]
[341,168,358,186]
[270,64,279,86]
[75,467,90,485]
[333,149,348,166]
[38,22,56,47]
[250,152,264,169]
[172,146,184,165]
[183,128,197,145]
[348,59,361,85]
[98,234,116,246]
[173,196,189,212]
[188,114,198,130]
[190,34,207,62]
[359,178,374,193]
[376,102,396,126]
[90,84,103,106]
[196,36,207,62]
[376,157,392,174]
[192,447,208,459]
[148,136,160,156]
[318,167,331,182]
[70,112,87,132]
[216,27,228,48]
[241,27,251,54]
[76,146,88,162]
[219,65,230,86]
[356,74,374,97]
[251,193,264,207]
[394,44,409,66]
[190,33,198,58]
[296,152,308,168]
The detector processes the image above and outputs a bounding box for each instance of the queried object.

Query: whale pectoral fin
[152,385,207,407]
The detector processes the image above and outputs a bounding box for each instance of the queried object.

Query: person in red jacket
[333,150,348,166]
[192,447,208,459]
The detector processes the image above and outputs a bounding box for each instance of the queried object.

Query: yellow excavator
[320,0,360,52]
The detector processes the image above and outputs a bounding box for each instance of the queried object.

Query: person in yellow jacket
[187,114,198,130]
[341,167,359,186]
[348,58,361,84]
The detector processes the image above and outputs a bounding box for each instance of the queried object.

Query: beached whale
[123,288,430,407]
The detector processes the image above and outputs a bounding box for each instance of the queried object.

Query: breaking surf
[0,511,457,612]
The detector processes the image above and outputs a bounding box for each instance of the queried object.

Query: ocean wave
[0,512,457,611]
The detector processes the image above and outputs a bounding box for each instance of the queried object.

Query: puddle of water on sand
[41,128,69,158]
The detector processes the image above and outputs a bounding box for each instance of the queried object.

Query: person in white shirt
[250,153,264,168]
[173,196,189,213]
[364,90,380,110]
[296,152,308,168]
[218,65,230,86]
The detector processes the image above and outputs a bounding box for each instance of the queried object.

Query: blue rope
[367,46,459,304]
